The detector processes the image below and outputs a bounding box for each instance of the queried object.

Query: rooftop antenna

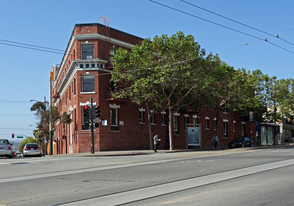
[99,16,112,65]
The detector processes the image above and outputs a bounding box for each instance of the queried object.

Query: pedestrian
[153,134,161,152]
[212,134,219,149]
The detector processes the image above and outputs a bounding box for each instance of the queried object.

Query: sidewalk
[49,144,294,158]
[46,144,293,157]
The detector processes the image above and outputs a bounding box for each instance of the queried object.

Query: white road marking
[60,158,294,206]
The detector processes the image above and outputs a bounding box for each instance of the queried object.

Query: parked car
[0,139,13,158]
[23,143,41,157]
[228,136,254,149]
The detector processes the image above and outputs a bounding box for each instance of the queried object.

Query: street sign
[17,136,23,138]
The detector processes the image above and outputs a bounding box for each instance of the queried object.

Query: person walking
[212,134,219,149]
[153,134,161,152]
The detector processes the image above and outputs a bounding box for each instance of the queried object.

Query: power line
[180,0,294,47]
[0,38,64,52]
[0,99,32,104]
[0,42,64,54]
[149,0,294,55]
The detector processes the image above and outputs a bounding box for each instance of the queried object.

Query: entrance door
[260,125,274,146]
[187,127,200,146]
[267,126,274,145]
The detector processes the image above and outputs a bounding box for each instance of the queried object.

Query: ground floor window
[173,115,179,134]
[241,122,246,136]
[223,120,228,137]
[161,112,167,126]
[233,121,237,132]
[110,108,118,131]
[205,117,210,130]
[139,110,145,124]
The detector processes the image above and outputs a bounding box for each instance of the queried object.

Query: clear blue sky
[0,0,293,141]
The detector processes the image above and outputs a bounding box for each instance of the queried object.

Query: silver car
[23,143,41,157]
[0,139,13,158]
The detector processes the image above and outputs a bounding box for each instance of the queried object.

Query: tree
[30,102,60,154]
[112,31,213,150]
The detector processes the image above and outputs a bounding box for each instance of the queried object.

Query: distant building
[49,23,255,154]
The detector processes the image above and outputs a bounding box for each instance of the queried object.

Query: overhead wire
[0,38,64,52]
[180,0,294,47]
[149,0,294,55]
[0,42,64,54]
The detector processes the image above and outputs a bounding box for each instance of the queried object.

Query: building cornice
[56,59,110,97]
[56,33,136,84]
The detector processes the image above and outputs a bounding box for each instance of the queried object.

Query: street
[0,147,294,206]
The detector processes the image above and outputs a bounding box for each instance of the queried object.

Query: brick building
[49,23,255,154]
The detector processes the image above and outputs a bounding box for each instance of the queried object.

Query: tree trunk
[168,101,173,150]
[146,103,153,150]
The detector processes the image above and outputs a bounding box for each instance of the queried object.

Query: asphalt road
[0,147,294,206]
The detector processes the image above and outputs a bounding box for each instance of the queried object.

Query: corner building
[50,23,255,154]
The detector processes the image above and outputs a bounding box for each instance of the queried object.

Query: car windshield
[0,139,9,145]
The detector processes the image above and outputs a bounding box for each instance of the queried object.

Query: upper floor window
[81,44,94,59]
[109,47,117,62]
[82,75,95,92]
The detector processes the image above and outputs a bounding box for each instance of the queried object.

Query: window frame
[173,115,179,134]
[81,74,95,93]
[81,43,94,59]
[110,108,119,131]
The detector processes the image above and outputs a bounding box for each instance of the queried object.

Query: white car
[23,143,42,157]
[0,139,13,158]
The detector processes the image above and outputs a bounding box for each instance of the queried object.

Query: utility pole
[90,98,95,154]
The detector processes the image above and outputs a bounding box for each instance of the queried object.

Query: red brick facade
[50,23,255,154]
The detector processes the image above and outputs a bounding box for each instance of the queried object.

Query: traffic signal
[12,133,14,138]
[83,105,89,118]
[95,105,100,118]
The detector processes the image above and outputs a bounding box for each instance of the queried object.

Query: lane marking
[0,150,252,184]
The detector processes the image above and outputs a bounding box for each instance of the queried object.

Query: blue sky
[0,0,293,141]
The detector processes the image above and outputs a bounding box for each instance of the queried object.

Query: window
[214,118,217,130]
[110,80,116,92]
[233,121,237,132]
[81,44,94,59]
[224,121,228,137]
[205,117,210,129]
[241,122,246,136]
[193,115,199,126]
[110,108,118,131]
[109,47,117,62]
[184,116,189,126]
[82,75,95,92]
[74,78,76,95]
[150,111,156,125]
[139,110,145,123]
[161,112,167,126]
[173,115,179,134]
